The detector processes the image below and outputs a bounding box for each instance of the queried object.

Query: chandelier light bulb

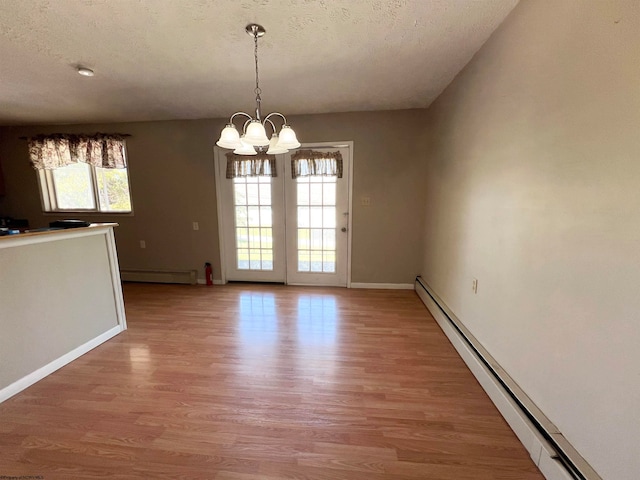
[243,121,270,146]
[266,134,289,154]
[216,124,242,149]
[234,137,258,155]
[275,125,301,149]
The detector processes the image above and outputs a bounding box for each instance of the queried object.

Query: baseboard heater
[414,276,601,480]
[120,269,197,285]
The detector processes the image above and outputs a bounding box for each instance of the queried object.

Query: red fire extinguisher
[204,262,213,286]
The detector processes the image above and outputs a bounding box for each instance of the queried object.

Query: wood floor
[0,283,544,479]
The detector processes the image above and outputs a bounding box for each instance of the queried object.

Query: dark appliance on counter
[49,220,91,229]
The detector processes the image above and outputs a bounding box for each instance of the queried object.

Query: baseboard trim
[414,276,599,480]
[121,269,197,285]
[350,282,414,290]
[196,279,225,285]
[0,325,123,404]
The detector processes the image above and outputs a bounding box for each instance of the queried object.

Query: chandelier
[216,24,300,155]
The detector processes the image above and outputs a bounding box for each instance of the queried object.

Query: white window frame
[37,164,134,214]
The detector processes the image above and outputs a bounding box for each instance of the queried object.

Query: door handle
[341,227,347,232]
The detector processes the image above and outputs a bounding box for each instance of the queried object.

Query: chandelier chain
[254,32,262,119]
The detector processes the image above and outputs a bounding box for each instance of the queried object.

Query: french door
[218,166,286,282]
[216,145,350,286]
[284,147,349,286]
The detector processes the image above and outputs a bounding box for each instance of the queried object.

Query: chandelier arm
[264,118,277,135]
[229,112,253,125]
[242,119,253,134]
[263,112,288,127]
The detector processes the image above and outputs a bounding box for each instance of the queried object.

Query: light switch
[193,222,199,231]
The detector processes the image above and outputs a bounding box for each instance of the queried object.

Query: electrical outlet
[472,278,478,294]
[192,222,199,231]
[140,240,146,249]
[361,196,371,206]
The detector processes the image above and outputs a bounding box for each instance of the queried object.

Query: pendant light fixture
[216,24,300,155]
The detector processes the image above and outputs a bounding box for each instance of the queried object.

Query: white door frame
[213,145,229,284]
[214,141,354,287]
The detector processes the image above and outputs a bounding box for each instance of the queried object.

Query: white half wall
[0,226,126,400]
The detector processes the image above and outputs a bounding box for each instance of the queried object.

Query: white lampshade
[275,125,300,149]
[234,137,258,155]
[216,124,242,149]
[266,134,288,154]
[243,121,270,146]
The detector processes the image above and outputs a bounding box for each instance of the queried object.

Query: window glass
[51,163,95,210]
[95,168,132,212]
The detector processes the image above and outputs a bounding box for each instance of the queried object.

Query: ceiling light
[77,67,94,77]
[216,24,300,155]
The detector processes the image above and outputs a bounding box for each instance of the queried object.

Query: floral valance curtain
[226,153,277,179]
[291,149,343,179]
[28,134,128,170]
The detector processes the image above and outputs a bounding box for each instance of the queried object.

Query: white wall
[420,1,640,479]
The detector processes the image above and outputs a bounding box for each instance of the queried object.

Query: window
[39,163,132,213]
[29,133,133,213]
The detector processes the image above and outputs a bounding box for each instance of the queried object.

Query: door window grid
[234,176,274,270]
[296,175,337,273]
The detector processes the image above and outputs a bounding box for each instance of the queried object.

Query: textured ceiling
[0,0,518,126]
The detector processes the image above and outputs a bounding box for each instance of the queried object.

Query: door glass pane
[248,227,261,248]
[310,229,323,249]
[323,251,336,272]
[297,184,309,205]
[309,183,323,205]
[52,163,95,209]
[310,251,323,272]
[323,229,336,250]
[298,250,310,272]
[236,228,249,248]
[310,207,323,228]
[295,174,338,274]
[234,184,247,205]
[261,228,273,249]
[260,206,272,227]
[262,250,273,270]
[298,207,310,228]
[233,176,274,271]
[322,184,336,205]
[247,184,259,205]
[259,184,271,205]
[237,249,249,270]
[249,249,261,269]
[235,206,248,226]
[323,207,336,228]
[248,206,260,227]
[298,228,310,249]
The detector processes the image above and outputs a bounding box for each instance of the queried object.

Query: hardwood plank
[0,283,544,479]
